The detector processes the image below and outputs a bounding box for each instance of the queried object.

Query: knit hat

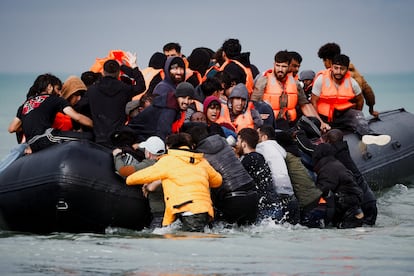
[125,99,141,115]
[61,76,87,100]
[175,82,195,98]
[203,95,221,116]
[139,136,166,155]
[299,70,315,81]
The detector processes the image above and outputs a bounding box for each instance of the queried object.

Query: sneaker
[362,134,391,146]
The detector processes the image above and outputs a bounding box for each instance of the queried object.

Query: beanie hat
[175,82,195,98]
[299,70,315,81]
[139,136,166,155]
[149,52,167,69]
[203,95,221,116]
[61,76,87,100]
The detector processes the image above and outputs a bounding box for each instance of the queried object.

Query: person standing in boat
[126,133,222,232]
[86,54,146,148]
[8,73,93,153]
[311,54,391,146]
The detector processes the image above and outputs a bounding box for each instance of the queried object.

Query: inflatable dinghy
[0,140,152,234]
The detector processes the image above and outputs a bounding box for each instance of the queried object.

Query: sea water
[0,73,413,275]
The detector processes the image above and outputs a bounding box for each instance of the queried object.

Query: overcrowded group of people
[8,39,387,232]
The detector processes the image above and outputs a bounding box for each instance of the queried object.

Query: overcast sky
[1,0,413,75]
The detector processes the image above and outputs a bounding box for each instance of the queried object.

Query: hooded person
[128,82,194,141]
[51,76,87,132]
[86,58,146,147]
[186,48,211,87]
[152,56,186,97]
[217,83,262,133]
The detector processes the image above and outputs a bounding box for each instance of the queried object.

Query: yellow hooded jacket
[126,147,222,226]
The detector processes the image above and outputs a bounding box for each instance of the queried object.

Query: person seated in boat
[216,83,263,134]
[203,95,237,141]
[8,73,93,153]
[324,129,378,226]
[250,50,329,131]
[59,75,91,132]
[312,143,364,229]
[126,133,222,232]
[128,82,195,142]
[311,54,391,146]
[113,135,166,228]
[317,42,379,117]
[186,124,259,226]
[236,127,285,223]
[86,55,146,148]
[256,125,300,224]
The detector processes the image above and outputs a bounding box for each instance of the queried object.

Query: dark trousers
[215,190,259,226]
[326,109,375,137]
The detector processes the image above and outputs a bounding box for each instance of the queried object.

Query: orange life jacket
[90,49,131,74]
[171,111,186,133]
[202,65,221,82]
[317,69,355,122]
[132,67,165,101]
[52,112,73,131]
[216,102,255,132]
[185,69,203,86]
[220,59,254,96]
[263,70,298,122]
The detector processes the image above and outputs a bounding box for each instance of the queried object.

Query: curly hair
[317,42,341,60]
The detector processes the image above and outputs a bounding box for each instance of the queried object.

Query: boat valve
[362,152,372,160]
[392,141,401,150]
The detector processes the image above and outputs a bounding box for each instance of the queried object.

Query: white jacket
[256,140,294,195]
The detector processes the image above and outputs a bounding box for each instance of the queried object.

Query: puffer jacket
[195,134,254,200]
[126,147,222,226]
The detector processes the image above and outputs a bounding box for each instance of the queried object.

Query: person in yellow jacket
[311,54,390,146]
[126,133,222,232]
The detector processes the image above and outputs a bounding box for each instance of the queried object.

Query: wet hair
[274,50,291,64]
[163,42,181,54]
[238,128,259,149]
[288,51,302,64]
[165,133,194,149]
[317,42,341,60]
[258,125,277,140]
[103,59,120,77]
[332,54,350,68]
[222,38,241,59]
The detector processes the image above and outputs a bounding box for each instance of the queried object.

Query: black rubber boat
[0,108,413,234]
[0,140,152,234]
